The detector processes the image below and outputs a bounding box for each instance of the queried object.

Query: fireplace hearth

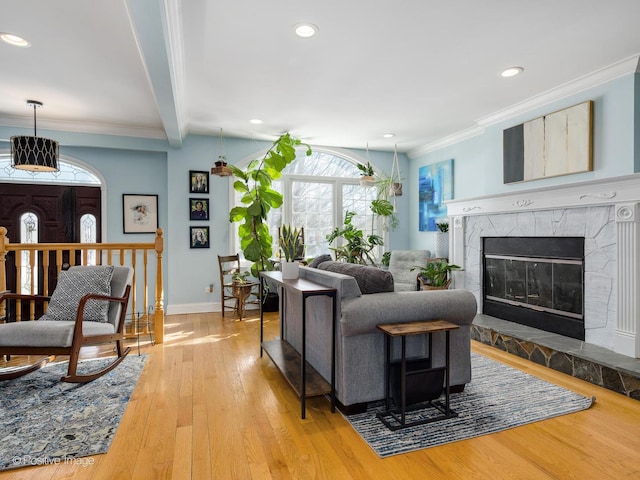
[482,237,585,340]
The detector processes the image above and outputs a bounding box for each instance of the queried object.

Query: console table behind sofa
[280,264,478,413]
[0,226,165,344]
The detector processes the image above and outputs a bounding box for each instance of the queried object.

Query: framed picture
[123,194,159,234]
[190,226,210,249]
[190,170,209,193]
[189,198,209,221]
[418,159,454,231]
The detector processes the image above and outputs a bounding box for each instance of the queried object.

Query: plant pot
[232,282,253,299]
[281,261,299,280]
[262,291,279,312]
[389,182,403,196]
[435,231,449,258]
[360,176,375,187]
[214,160,227,168]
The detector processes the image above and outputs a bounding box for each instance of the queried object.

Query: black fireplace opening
[482,237,585,341]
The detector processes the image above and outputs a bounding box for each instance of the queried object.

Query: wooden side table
[376,319,459,430]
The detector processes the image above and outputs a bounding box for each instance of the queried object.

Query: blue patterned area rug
[345,352,595,457]
[0,355,147,471]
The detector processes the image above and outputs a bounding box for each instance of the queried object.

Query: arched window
[234,148,383,261]
[19,212,38,294]
[0,156,100,184]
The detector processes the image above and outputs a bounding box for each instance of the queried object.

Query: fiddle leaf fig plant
[229,133,312,277]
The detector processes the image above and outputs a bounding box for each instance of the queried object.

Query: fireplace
[482,237,585,340]
[445,174,640,358]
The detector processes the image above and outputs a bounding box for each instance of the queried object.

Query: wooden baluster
[29,249,36,320]
[143,249,149,334]
[154,228,165,344]
[0,227,8,321]
[131,249,137,335]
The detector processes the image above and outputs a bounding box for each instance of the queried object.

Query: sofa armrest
[340,289,477,337]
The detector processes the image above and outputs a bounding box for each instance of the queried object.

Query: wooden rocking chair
[0,265,134,383]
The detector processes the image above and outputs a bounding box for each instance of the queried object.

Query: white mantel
[446,174,640,358]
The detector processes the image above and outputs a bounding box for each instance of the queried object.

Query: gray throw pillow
[318,261,394,294]
[308,254,332,268]
[40,266,115,323]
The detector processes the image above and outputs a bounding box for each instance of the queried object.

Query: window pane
[0,156,100,184]
[80,213,98,265]
[19,212,38,294]
[283,151,361,177]
[291,181,334,258]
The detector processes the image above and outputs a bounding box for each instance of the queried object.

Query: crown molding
[477,54,639,127]
[0,114,168,140]
[409,54,640,159]
[407,126,484,159]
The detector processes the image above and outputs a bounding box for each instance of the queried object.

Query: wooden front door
[0,183,101,296]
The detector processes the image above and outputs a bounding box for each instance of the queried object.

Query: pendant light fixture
[10,100,59,172]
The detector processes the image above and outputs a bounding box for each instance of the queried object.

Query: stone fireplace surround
[446,174,640,360]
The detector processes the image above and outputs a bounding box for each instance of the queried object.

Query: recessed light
[383,133,395,138]
[0,33,30,47]
[249,118,264,125]
[501,66,524,78]
[293,23,318,38]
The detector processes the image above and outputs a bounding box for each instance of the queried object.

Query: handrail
[0,227,165,344]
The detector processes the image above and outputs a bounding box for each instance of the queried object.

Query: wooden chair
[0,265,134,383]
[218,254,241,317]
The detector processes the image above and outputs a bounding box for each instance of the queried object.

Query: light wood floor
[2,311,640,480]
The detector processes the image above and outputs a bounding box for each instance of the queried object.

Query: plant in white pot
[434,220,450,258]
[280,225,304,279]
[357,161,376,187]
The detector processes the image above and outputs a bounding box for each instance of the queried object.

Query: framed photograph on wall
[189,198,209,220]
[189,170,209,193]
[190,226,210,248]
[123,194,159,234]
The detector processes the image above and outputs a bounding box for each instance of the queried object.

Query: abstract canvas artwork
[418,159,453,231]
[503,100,593,184]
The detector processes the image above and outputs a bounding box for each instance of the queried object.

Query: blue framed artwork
[418,159,453,231]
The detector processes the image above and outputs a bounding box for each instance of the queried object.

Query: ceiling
[1,0,639,155]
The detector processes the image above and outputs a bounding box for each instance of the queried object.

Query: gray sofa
[279,261,477,413]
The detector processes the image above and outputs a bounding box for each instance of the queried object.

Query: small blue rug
[345,352,595,457]
[0,355,147,471]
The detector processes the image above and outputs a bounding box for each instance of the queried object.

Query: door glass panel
[19,212,38,294]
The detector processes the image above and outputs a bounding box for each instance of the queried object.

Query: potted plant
[229,133,312,278]
[357,161,376,187]
[326,198,394,265]
[411,259,460,290]
[435,220,450,258]
[279,225,304,279]
[231,271,253,298]
[214,155,227,168]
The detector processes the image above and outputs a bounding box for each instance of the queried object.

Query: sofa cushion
[308,254,332,268]
[317,261,394,294]
[40,266,114,323]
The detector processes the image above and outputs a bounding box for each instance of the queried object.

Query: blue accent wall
[408,72,638,252]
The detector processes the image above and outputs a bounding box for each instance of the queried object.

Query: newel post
[154,228,165,344]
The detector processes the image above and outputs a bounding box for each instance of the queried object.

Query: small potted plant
[411,259,460,290]
[231,271,253,297]
[357,162,376,187]
[279,225,304,279]
[214,155,227,168]
[435,220,450,258]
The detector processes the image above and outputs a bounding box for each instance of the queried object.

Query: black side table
[376,319,459,430]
